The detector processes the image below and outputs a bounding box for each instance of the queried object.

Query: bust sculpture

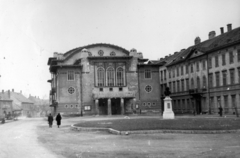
[164,87,171,96]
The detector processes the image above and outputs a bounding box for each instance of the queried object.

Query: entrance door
[111,98,121,115]
[99,99,108,115]
[196,97,202,114]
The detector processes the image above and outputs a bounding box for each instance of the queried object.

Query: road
[0,117,62,158]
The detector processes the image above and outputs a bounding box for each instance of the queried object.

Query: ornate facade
[48,44,161,115]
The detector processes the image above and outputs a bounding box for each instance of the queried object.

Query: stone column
[108,98,112,115]
[121,98,124,115]
[95,99,99,115]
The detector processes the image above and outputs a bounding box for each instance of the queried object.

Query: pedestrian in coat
[56,113,62,128]
[48,113,53,128]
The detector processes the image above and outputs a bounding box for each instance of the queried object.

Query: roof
[63,43,130,58]
[57,43,130,63]
[166,26,240,66]
[0,91,33,104]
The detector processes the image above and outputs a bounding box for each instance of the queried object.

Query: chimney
[8,90,11,99]
[220,27,224,34]
[208,31,216,39]
[2,90,4,93]
[194,37,201,45]
[12,89,14,92]
[20,90,22,94]
[227,24,232,32]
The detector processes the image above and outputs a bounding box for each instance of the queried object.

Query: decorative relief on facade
[98,50,104,56]
[110,51,116,56]
[145,85,152,93]
[88,52,92,56]
[68,87,75,94]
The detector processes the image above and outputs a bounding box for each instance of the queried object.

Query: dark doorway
[99,99,108,115]
[111,98,121,115]
[195,97,202,114]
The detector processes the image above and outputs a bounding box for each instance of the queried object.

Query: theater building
[47,43,161,115]
[159,24,240,115]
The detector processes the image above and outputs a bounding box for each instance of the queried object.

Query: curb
[70,124,240,135]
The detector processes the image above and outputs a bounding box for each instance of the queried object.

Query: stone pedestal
[163,96,175,119]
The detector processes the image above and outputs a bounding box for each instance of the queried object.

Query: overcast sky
[0,0,240,99]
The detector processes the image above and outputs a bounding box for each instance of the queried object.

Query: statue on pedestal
[163,87,175,119]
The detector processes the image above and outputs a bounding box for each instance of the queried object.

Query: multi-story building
[47,43,161,115]
[159,24,240,115]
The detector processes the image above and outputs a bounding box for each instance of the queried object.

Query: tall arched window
[97,67,105,86]
[116,67,124,86]
[197,77,200,89]
[106,67,115,86]
[203,76,207,88]
[191,78,194,89]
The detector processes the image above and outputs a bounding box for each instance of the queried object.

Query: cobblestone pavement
[0,117,63,158]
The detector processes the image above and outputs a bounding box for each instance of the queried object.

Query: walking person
[218,106,223,117]
[48,113,53,128]
[56,113,62,128]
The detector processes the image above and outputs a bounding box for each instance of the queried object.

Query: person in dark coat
[56,113,62,128]
[48,113,53,128]
[218,106,223,117]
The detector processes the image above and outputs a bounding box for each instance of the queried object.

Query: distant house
[0,89,34,117]
[28,95,50,116]
[0,96,13,118]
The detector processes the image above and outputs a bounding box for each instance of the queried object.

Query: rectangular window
[238,68,240,84]
[173,68,175,77]
[229,51,234,64]
[169,82,172,92]
[177,67,179,76]
[232,95,236,110]
[224,95,228,114]
[230,69,235,85]
[186,64,189,74]
[182,99,185,111]
[164,70,166,80]
[181,66,184,75]
[177,80,180,92]
[222,71,227,86]
[215,72,220,87]
[208,57,212,68]
[186,79,189,91]
[160,71,163,81]
[196,62,199,71]
[181,80,184,92]
[169,70,171,79]
[222,53,226,66]
[145,69,152,79]
[173,81,176,93]
[68,71,75,81]
[215,56,219,67]
[202,60,206,70]
[209,73,213,88]
[238,49,240,62]
[191,63,194,73]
